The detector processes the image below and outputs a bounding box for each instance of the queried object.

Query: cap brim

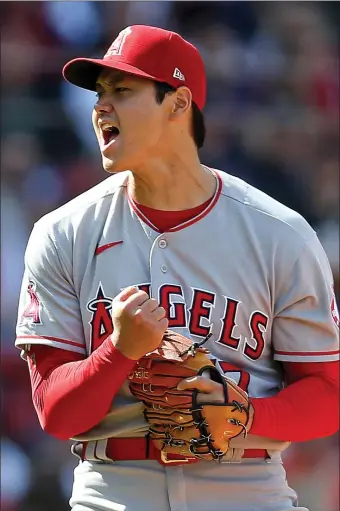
[62,57,159,91]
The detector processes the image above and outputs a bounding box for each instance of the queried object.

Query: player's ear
[170,87,192,119]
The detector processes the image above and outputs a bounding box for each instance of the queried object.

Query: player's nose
[94,98,114,115]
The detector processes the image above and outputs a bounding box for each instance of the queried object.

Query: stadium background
[1,2,339,510]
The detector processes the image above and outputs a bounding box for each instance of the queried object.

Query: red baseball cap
[62,25,207,111]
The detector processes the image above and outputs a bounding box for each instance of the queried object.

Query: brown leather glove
[128,330,250,461]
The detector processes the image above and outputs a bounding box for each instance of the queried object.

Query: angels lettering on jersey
[87,281,269,392]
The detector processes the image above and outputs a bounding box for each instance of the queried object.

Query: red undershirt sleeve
[250,360,340,441]
[30,339,339,443]
[27,338,137,440]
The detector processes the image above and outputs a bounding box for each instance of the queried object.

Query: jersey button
[158,239,167,249]
[161,264,167,273]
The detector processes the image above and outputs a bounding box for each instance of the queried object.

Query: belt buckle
[160,451,195,464]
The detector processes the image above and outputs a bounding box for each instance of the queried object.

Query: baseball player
[16,25,339,511]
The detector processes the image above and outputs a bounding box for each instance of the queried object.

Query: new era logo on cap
[173,68,185,81]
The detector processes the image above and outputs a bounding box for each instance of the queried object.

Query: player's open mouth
[101,125,120,146]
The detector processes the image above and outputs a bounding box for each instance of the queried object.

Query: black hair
[154,82,206,149]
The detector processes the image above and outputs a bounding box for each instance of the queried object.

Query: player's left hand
[177,375,255,430]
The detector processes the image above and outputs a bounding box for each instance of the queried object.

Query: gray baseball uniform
[16,168,339,511]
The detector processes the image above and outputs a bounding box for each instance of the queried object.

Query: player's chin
[101,154,127,174]
[102,157,118,173]
[100,139,125,173]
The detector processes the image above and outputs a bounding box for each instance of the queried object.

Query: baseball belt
[72,437,269,466]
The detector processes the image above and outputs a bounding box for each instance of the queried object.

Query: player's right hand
[110,286,169,360]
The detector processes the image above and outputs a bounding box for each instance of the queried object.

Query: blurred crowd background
[1,2,339,510]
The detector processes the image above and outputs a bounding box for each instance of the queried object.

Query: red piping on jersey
[274,349,340,356]
[16,334,85,350]
[127,168,223,233]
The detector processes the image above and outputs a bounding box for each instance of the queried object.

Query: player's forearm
[250,369,339,441]
[30,337,136,440]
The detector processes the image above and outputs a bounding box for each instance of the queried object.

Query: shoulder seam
[46,232,74,288]
[39,182,127,227]
[219,190,315,242]
[273,240,308,318]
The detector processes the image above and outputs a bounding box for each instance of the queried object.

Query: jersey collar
[127,167,223,233]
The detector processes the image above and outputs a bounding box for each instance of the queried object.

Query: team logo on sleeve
[331,286,339,329]
[21,280,42,325]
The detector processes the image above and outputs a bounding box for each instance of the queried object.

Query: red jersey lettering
[189,289,215,337]
[244,311,268,360]
[159,284,186,327]
[217,298,241,350]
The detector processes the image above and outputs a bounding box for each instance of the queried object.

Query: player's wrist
[109,332,141,361]
[93,334,139,367]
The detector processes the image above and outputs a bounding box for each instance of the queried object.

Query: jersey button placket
[158,239,167,249]
[158,238,168,272]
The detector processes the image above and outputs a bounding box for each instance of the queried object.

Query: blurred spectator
[1,2,338,510]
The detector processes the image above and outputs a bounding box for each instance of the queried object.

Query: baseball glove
[128,330,250,462]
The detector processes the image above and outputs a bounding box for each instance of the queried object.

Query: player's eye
[95,88,129,99]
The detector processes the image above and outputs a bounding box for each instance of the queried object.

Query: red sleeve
[27,336,137,440]
[250,361,340,441]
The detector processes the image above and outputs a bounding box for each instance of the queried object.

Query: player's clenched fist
[110,286,169,360]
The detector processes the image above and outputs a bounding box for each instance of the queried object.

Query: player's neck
[127,152,216,211]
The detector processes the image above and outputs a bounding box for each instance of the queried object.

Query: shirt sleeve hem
[274,350,339,362]
[15,335,86,356]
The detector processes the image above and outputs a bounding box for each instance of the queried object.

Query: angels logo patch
[331,286,339,329]
[21,280,42,325]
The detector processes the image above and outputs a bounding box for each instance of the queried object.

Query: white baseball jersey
[15,168,339,511]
